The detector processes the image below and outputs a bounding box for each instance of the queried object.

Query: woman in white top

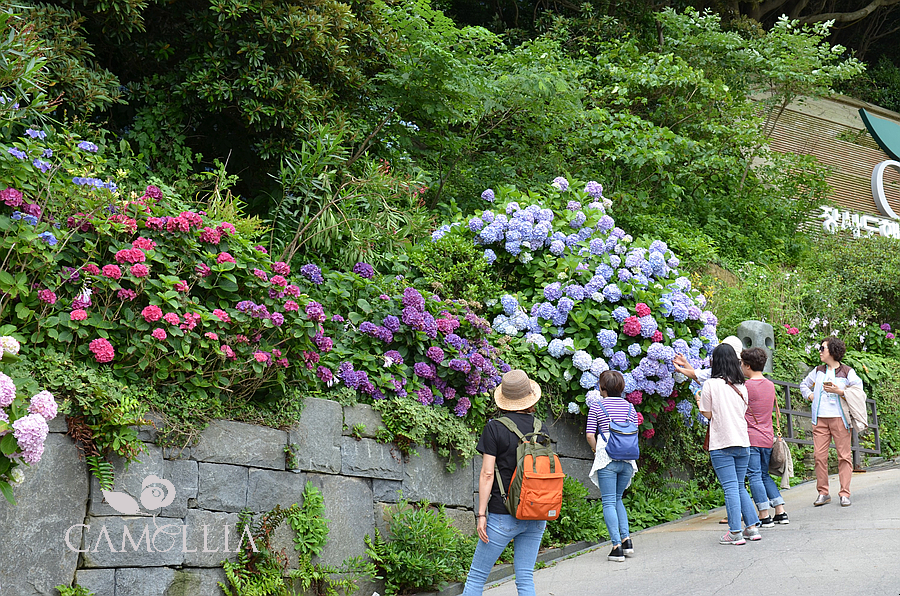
[698,343,761,545]
[799,336,862,507]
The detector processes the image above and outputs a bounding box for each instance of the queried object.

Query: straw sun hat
[493,369,542,411]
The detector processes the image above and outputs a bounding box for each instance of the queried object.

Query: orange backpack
[494,417,565,521]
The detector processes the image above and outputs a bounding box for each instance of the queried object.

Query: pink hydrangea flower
[28,390,57,420]
[212,309,231,323]
[271,261,290,275]
[118,289,137,301]
[89,338,115,363]
[641,428,655,439]
[253,269,268,282]
[132,237,156,250]
[196,263,212,277]
[114,248,146,264]
[277,358,289,367]
[205,332,219,340]
[0,372,17,407]
[635,303,651,317]
[217,222,236,236]
[82,263,101,275]
[216,252,235,264]
[636,412,644,425]
[254,245,268,253]
[651,330,664,343]
[270,275,287,287]
[102,264,122,280]
[70,309,88,321]
[180,312,201,331]
[221,345,235,359]
[284,285,301,297]
[163,312,180,325]
[166,216,190,233]
[254,351,269,363]
[13,413,49,464]
[0,187,24,208]
[151,328,167,340]
[623,316,641,337]
[626,390,643,405]
[284,300,299,312]
[199,227,221,244]
[174,280,189,292]
[179,211,203,228]
[130,263,150,278]
[38,289,57,304]
[142,305,163,322]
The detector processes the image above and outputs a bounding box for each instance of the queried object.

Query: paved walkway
[485,463,900,595]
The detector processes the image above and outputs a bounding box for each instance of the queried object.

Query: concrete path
[484,463,900,595]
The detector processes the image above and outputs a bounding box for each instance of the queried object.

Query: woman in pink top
[741,348,789,527]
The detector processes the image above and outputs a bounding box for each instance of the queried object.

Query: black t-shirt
[476,412,540,515]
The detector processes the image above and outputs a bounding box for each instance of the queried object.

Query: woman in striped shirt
[586,370,639,562]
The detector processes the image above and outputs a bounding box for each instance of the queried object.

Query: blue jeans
[709,446,759,533]
[596,461,633,545]
[747,446,785,511]
[462,513,546,596]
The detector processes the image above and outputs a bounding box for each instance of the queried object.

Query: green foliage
[373,395,477,471]
[411,231,501,304]
[542,476,606,546]
[220,486,376,596]
[55,585,95,596]
[837,56,900,115]
[364,499,476,596]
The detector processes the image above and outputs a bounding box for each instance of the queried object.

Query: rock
[342,404,384,439]
[191,420,287,470]
[542,414,593,460]
[133,411,166,443]
[80,516,186,567]
[246,468,307,512]
[182,509,240,568]
[288,398,342,474]
[89,444,197,518]
[736,320,775,373]
[0,433,89,595]
[197,463,248,513]
[559,457,601,499]
[341,437,403,480]
[307,474,374,565]
[115,567,176,596]
[73,568,115,596]
[401,448,474,507]
[47,413,68,433]
[176,568,228,596]
[443,507,477,536]
[372,479,402,503]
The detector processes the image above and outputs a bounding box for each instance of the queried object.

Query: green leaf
[0,433,17,456]
[0,480,14,505]
[357,299,372,314]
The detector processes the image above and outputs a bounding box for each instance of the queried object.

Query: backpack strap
[596,402,611,441]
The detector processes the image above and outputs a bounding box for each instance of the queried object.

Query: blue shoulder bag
[597,401,640,460]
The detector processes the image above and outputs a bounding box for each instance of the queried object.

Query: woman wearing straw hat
[462,369,547,596]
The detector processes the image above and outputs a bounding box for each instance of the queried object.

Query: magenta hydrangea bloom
[426,346,445,363]
[89,338,115,363]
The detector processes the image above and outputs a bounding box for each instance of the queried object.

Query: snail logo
[102,474,176,515]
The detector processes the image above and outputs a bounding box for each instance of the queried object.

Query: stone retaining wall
[0,399,595,596]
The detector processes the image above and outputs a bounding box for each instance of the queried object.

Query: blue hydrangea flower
[610,351,628,370]
[597,329,618,349]
[627,343,642,357]
[623,373,637,393]
[585,390,603,407]
[584,181,603,198]
[431,225,451,241]
[25,128,47,139]
[468,217,484,232]
[572,350,592,371]
[526,333,548,349]
[564,284,585,301]
[609,255,621,268]
[549,240,565,255]
[42,148,52,158]
[32,158,51,173]
[672,304,689,322]
[567,401,580,414]
[590,357,609,376]
[649,252,666,273]
[482,210,495,223]
[577,227,593,241]
[579,371,599,389]
[688,305,702,320]
[479,222,505,243]
[481,188,495,202]
[618,268,633,282]
[668,256,681,269]
[544,282,563,302]
[537,208,554,222]
[77,141,98,152]
[590,291,603,302]
[598,215,614,231]
[558,297,575,313]
[603,347,614,357]
[650,240,668,253]
[639,315,658,338]
[589,238,605,255]
[537,302,557,320]
[611,306,629,323]
[603,284,622,303]
[632,274,649,287]
[548,338,567,358]
[702,311,719,326]
[39,231,57,245]
[484,249,497,264]
[552,176,569,191]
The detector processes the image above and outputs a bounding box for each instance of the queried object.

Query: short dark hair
[741,347,767,372]
[822,336,846,361]
[711,343,744,385]
[599,370,625,396]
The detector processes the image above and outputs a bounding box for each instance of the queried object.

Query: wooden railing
[770,378,880,470]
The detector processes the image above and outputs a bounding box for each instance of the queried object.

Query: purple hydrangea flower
[352,262,375,278]
[300,263,324,284]
[552,177,569,191]
[584,181,603,198]
[481,189,495,202]
[426,346,445,362]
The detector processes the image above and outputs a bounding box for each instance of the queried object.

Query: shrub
[542,476,606,546]
[365,499,476,596]
[410,232,501,304]
[434,178,718,440]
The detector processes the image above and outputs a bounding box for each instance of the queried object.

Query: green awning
[860,108,900,161]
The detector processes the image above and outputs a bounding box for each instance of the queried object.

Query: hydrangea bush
[0,335,58,504]
[293,264,508,422]
[433,178,719,437]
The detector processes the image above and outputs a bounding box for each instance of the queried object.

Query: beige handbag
[769,399,792,479]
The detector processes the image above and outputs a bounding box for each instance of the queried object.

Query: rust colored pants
[812,417,852,498]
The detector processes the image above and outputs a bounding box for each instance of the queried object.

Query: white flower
[822,319,829,327]
[557,272,567,280]
[384,355,395,367]
[567,402,580,414]
[623,235,633,242]
[859,335,865,343]
[564,371,573,381]
[485,299,497,306]
[519,252,533,264]
[10,468,24,484]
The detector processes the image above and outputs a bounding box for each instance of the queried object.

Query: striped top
[586,396,639,437]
